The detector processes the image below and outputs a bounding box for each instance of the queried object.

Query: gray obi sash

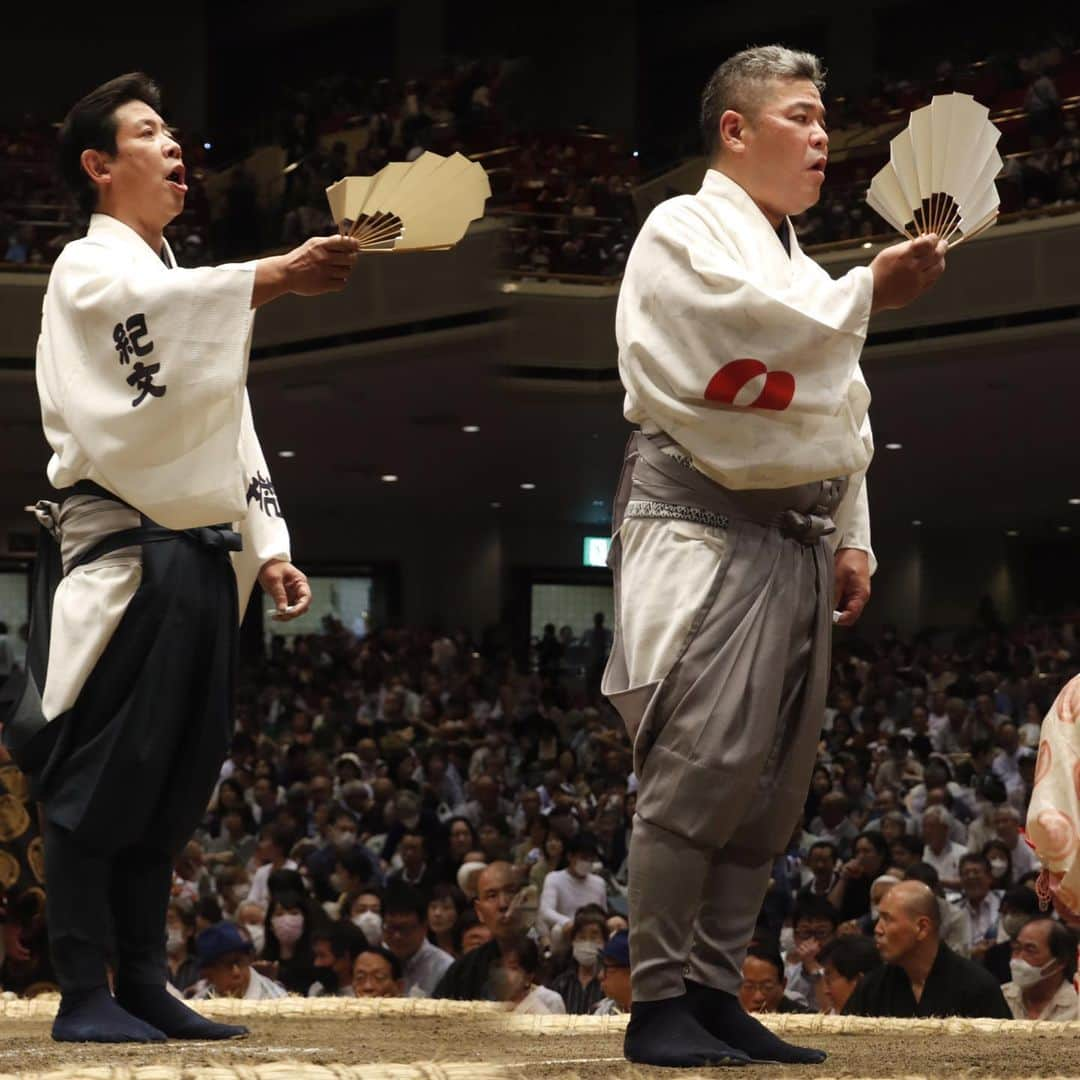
[612,432,847,545]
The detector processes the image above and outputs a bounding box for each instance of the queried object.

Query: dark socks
[116,984,248,1040]
[687,980,827,1064]
[52,988,166,1043]
[625,994,749,1068]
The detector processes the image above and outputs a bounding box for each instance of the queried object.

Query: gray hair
[922,805,954,830]
[700,44,826,157]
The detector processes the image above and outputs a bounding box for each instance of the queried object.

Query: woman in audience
[427,883,468,957]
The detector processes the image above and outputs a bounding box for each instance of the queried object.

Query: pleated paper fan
[325,151,491,252]
[866,93,1002,247]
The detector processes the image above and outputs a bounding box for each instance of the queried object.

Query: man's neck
[966,892,988,912]
[98,206,165,255]
[899,941,940,1001]
[710,161,785,229]
[1023,975,1062,1012]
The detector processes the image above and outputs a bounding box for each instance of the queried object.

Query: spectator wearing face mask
[1003,919,1078,1020]
[983,839,1014,894]
[308,924,367,997]
[549,909,607,1014]
[819,935,881,1014]
[165,900,201,994]
[382,884,453,996]
[537,833,607,947]
[262,889,326,994]
[982,886,1042,984]
[190,923,287,1001]
[353,946,405,998]
[992,806,1040,883]
[345,887,384,948]
[307,811,383,902]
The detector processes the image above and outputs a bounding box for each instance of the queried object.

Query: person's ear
[80,148,112,192]
[718,109,749,155]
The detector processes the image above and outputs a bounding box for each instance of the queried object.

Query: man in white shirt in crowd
[947,854,1002,960]
[993,806,1040,882]
[920,807,968,892]
[381,885,452,997]
[1002,918,1079,1021]
[799,841,841,899]
[538,832,608,948]
[992,723,1026,803]
[246,824,298,908]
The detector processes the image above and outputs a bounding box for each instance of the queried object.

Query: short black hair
[58,72,163,217]
[959,852,991,875]
[819,935,881,980]
[1044,920,1079,981]
[745,942,785,981]
[891,835,923,858]
[311,923,367,961]
[792,895,841,929]
[383,883,427,923]
[808,841,839,861]
[567,832,600,858]
[903,862,940,891]
[1000,885,1041,917]
[501,932,541,975]
[357,944,403,981]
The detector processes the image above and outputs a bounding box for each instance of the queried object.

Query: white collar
[87,213,177,268]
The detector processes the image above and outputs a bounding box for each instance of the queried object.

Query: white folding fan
[866,93,1002,247]
[325,151,491,252]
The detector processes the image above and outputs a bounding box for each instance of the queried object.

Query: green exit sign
[583,536,611,567]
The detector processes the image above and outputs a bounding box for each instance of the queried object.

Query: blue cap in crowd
[601,929,630,968]
[195,921,254,968]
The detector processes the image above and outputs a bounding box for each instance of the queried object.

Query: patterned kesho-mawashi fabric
[1025,675,1080,914]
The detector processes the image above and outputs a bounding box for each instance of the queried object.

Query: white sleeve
[618,206,874,487]
[41,241,256,529]
[229,393,292,613]
[830,468,877,574]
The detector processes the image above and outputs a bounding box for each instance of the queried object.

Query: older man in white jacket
[603,46,948,1067]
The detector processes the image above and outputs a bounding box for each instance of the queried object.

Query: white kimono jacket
[35,213,290,718]
[616,168,875,562]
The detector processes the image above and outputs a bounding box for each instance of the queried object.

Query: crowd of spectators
[4,38,1077,277]
[2,603,1078,1022]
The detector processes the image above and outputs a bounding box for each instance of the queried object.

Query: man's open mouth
[165,165,188,191]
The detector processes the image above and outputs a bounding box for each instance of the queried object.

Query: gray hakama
[603,432,845,1000]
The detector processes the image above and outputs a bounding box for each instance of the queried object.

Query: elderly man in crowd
[352,947,404,998]
[190,924,286,1001]
[946,854,1002,960]
[1002,919,1078,1020]
[594,931,633,1015]
[919,807,967,891]
[844,880,1010,1017]
[434,861,521,1000]
[739,944,814,1014]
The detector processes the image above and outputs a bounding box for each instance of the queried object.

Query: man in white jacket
[603,45,947,1067]
[6,73,360,1043]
